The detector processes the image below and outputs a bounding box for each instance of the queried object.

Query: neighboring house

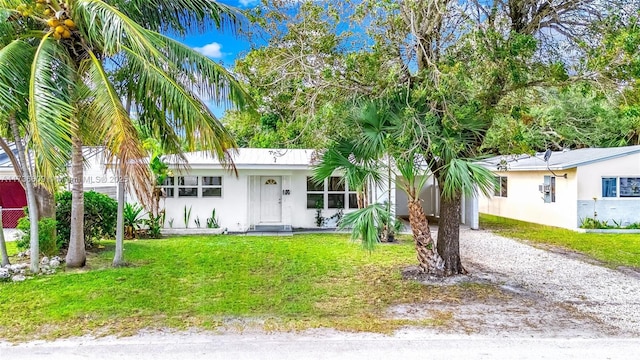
[0,143,27,228]
[159,148,479,232]
[478,145,640,230]
[0,145,120,228]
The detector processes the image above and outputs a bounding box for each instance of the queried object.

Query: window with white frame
[494,176,507,197]
[306,177,324,209]
[603,177,640,198]
[161,177,175,197]
[202,176,222,197]
[306,176,358,209]
[178,176,198,197]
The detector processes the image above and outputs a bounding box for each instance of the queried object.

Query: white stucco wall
[576,153,640,199]
[395,175,438,217]
[160,169,357,232]
[479,169,578,229]
[575,153,640,227]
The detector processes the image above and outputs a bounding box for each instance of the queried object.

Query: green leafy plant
[16,217,58,256]
[194,217,201,228]
[206,209,220,229]
[168,218,174,228]
[123,203,145,239]
[56,191,117,249]
[183,205,192,228]
[579,217,611,229]
[338,203,390,251]
[315,199,325,227]
[145,213,163,238]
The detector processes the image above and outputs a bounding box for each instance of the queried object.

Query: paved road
[2,330,640,360]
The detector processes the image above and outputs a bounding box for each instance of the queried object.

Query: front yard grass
[0,234,496,341]
[480,214,640,269]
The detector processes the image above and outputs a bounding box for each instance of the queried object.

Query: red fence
[1,208,25,228]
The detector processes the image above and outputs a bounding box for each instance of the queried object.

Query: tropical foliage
[230,0,640,276]
[0,0,250,267]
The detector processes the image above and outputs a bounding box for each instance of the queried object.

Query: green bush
[56,191,118,249]
[16,217,58,256]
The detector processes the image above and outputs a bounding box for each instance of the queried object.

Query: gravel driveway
[459,228,640,335]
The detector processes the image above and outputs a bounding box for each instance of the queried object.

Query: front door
[260,176,282,223]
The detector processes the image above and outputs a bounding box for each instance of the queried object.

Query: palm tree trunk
[9,115,39,272]
[408,199,443,274]
[34,186,56,247]
[66,136,86,268]
[113,173,125,267]
[436,191,466,275]
[0,208,10,266]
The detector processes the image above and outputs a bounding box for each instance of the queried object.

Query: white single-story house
[159,149,388,232]
[478,145,640,230]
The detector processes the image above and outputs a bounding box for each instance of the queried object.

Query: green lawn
[480,214,640,268]
[0,234,495,341]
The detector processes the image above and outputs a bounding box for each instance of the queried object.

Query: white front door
[260,176,282,223]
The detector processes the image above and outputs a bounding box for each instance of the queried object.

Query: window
[161,177,175,198]
[620,177,640,198]
[543,175,556,203]
[307,177,324,208]
[202,176,222,197]
[307,176,358,209]
[494,176,507,197]
[602,178,617,198]
[601,177,640,198]
[178,176,198,197]
[328,177,345,209]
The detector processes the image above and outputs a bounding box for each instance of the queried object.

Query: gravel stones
[460,228,640,335]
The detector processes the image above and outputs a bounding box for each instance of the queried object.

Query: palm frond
[439,158,498,201]
[109,0,240,35]
[146,31,251,110]
[72,0,166,58]
[338,203,389,252]
[80,49,153,207]
[123,46,236,161]
[0,39,32,115]
[28,34,74,189]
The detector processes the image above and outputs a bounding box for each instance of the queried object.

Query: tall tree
[239,0,637,275]
[0,0,250,268]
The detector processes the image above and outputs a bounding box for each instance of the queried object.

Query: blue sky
[173,0,260,67]
[169,0,263,116]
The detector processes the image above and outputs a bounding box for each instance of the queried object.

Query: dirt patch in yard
[392,263,625,338]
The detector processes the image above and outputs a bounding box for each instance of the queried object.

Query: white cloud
[238,0,258,6]
[193,42,224,59]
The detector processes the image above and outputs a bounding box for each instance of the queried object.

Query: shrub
[56,191,118,249]
[16,217,58,256]
[123,202,145,238]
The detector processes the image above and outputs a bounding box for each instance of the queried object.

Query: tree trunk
[436,191,466,276]
[0,208,10,266]
[408,199,443,274]
[66,136,86,268]
[35,186,56,219]
[9,115,39,273]
[35,186,56,249]
[113,174,125,267]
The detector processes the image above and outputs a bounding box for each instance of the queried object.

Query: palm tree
[314,101,445,274]
[0,0,249,268]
